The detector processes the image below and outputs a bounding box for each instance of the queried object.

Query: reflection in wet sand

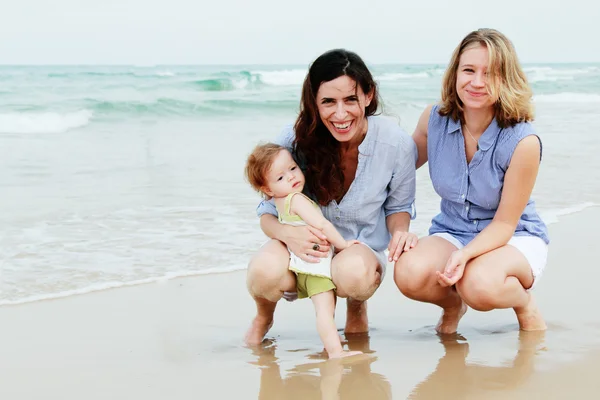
[250,334,391,400]
[409,331,546,399]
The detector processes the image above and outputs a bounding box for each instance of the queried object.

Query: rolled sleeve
[383,137,417,219]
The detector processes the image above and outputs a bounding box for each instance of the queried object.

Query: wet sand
[1,207,599,399]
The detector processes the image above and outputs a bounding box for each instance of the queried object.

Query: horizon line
[0,61,598,67]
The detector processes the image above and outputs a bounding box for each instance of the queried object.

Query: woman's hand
[282,225,331,263]
[436,250,469,287]
[388,231,419,262]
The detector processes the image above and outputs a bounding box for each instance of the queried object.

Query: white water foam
[377,72,430,81]
[253,69,306,86]
[534,93,600,103]
[0,109,93,134]
[0,264,248,306]
[539,202,597,225]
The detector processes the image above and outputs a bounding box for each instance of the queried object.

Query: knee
[333,261,375,299]
[456,271,498,312]
[393,253,434,299]
[246,252,287,295]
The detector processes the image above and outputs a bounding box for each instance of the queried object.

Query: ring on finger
[312,244,320,251]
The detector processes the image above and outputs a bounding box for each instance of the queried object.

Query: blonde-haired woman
[395,28,549,333]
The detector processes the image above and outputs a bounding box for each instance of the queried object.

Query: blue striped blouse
[427,105,549,245]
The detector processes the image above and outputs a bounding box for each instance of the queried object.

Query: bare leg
[395,236,468,334]
[515,293,546,331]
[245,240,297,345]
[331,244,382,334]
[311,291,362,359]
[455,245,546,331]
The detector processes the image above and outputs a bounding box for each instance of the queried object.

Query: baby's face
[263,149,305,198]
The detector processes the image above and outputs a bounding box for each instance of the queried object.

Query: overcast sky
[1,0,599,65]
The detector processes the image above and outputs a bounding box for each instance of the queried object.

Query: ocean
[1,63,599,305]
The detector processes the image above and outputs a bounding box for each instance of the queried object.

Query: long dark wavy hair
[294,49,380,205]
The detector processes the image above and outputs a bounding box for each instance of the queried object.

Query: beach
[1,207,599,399]
[1,63,599,399]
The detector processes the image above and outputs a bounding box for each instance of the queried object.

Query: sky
[1,0,599,65]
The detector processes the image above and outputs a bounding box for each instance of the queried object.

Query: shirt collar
[446,116,500,151]
[358,116,374,153]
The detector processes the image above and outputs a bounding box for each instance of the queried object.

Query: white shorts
[432,232,548,290]
[281,242,388,302]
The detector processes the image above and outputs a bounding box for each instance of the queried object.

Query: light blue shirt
[427,105,550,245]
[256,115,417,252]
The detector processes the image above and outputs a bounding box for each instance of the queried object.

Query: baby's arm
[290,194,358,250]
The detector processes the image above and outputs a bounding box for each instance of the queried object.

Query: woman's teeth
[333,122,351,129]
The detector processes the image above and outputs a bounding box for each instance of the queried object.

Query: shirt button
[473,220,477,224]
[461,194,465,199]
[466,206,469,210]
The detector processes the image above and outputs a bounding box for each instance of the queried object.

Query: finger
[436,271,450,287]
[299,253,320,263]
[437,271,454,287]
[445,275,460,286]
[388,232,404,258]
[392,236,408,261]
[403,234,415,251]
[307,225,327,241]
[409,235,418,248]
[443,258,457,276]
[302,246,333,260]
[312,243,331,254]
[387,233,401,257]
[306,233,328,247]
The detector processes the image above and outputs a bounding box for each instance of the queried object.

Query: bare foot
[344,299,368,334]
[436,301,467,334]
[329,350,363,359]
[515,294,547,331]
[244,316,273,345]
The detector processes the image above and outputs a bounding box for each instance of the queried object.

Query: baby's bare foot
[244,316,273,345]
[329,350,363,359]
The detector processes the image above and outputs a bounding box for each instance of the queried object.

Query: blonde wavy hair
[439,28,534,128]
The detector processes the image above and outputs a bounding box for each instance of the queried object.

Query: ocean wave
[378,72,431,81]
[534,93,600,103]
[0,110,92,134]
[193,69,306,91]
[47,70,179,79]
[0,264,247,306]
[251,69,306,86]
[526,66,599,83]
[540,202,597,225]
[84,98,297,116]
[87,98,207,116]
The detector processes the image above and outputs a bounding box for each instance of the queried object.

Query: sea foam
[0,110,93,134]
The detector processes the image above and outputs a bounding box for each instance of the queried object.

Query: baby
[245,143,362,359]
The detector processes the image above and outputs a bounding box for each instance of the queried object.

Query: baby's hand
[345,240,361,249]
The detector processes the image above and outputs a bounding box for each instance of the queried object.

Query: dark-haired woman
[245,49,417,345]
